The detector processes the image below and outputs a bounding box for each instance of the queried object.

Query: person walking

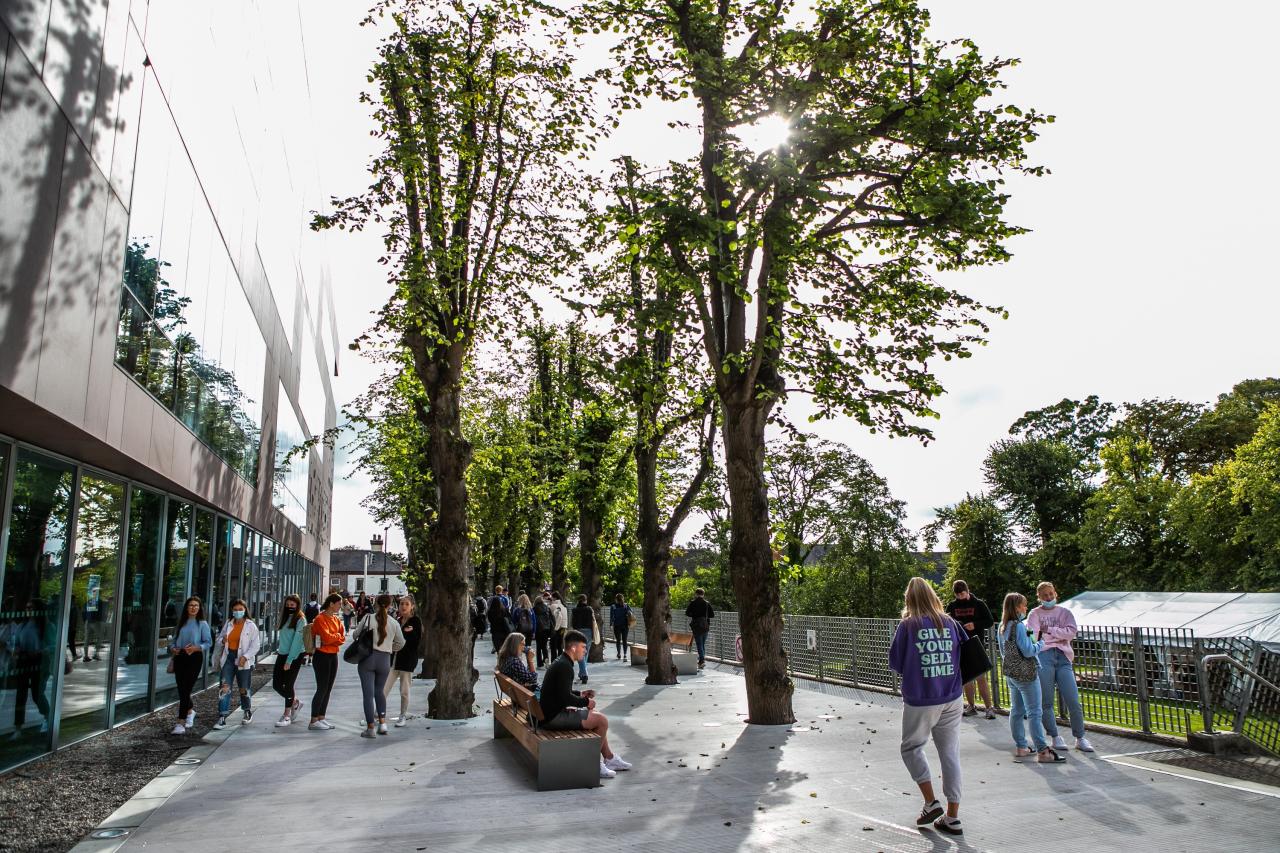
[341,597,354,631]
[488,586,512,653]
[1026,582,1094,753]
[384,596,422,727]
[610,594,633,661]
[945,580,996,719]
[272,595,307,728]
[497,633,539,690]
[888,577,966,837]
[169,596,211,735]
[684,588,714,668]
[308,593,346,730]
[998,593,1065,763]
[354,594,405,739]
[549,592,569,660]
[512,594,538,671]
[570,595,595,684]
[212,599,260,729]
[542,630,631,779]
[304,593,320,622]
[533,592,554,669]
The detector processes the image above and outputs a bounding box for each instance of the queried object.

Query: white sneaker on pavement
[212,717,227,730]
[599,758,617,779]
[275,715,292,727]
[1051,735,1068,750]
[170,723,186,735]
[1076,736,1095,752]
[377,722,389,735]
[605,755,632,771]
[395,716,407,727]
[185,711,195,726]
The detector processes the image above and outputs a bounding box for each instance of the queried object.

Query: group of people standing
[889,576,1094,837]
[163,590,424,738]
[479,587,637,683]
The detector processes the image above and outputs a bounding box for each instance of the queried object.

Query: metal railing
[630,608,1277,743]
[1199,652,1280,755]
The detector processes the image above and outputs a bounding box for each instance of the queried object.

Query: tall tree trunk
[637,442,678,684]
[520,497,542,593]
[418,344,477,719]
[579,503,605,663]
[550,519,570,599]
[721,398,795,724]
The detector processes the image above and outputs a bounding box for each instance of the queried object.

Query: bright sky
[312,2,1280,555]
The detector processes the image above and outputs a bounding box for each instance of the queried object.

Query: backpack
[533,599,551,628]
[1001,622,1039,683]
[487,596,508,620]
[516,607,534,635]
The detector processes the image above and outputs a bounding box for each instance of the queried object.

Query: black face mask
[286,607,297,612]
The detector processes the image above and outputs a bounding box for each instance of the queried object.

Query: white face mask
[232,610,245,620]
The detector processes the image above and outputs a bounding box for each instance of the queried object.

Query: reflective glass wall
[0,437,324,773]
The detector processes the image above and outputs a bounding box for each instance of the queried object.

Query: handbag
[591,612,603,646]
[1000,623,1039,683]
[343,618,375,665]
[166,655,176,674]
[958,630,991,684]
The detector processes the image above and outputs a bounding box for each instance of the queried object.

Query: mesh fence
[631,608,1278,745]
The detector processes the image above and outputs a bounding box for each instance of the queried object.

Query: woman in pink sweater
[1026,582,1094,753]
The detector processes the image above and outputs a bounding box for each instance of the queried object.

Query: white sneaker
[185,711,195,726]
[1051,735,1068,750]
[598,758,617,779]
[307,721,330,731]
[212,717,227,730]
[394,716,407,728]
[275,715,292,727]
[170,723,186,735]
[377,722,388,735]
[605,755,632,771]
[1075,736,1095,753]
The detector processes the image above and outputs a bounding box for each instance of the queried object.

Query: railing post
[1194,638,1214,733]
[988,631,1002,710]
[1234,642,1265,735]
[1133,627,1152,733]
[816,620,824,683]
[849,618,860,688]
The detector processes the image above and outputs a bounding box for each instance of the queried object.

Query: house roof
[1060,590,1280,646]
[329,549,405,575]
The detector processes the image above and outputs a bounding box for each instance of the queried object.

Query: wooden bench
[632,629,699,675]
[492,671,601,791]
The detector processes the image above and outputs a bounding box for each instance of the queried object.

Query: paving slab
[111,647,1274,852]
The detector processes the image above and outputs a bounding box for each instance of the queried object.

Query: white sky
[311,2,1280,555]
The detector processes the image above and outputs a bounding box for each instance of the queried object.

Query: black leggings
[311,652,338,717]
[173,651,204,718]
[613,625,629,656]
[273,656,302,708]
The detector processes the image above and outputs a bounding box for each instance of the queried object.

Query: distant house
[329,541,407,596]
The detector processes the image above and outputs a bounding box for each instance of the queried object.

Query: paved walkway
[87,645,1274,852]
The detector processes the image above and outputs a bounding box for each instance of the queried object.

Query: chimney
[370,534,384,553]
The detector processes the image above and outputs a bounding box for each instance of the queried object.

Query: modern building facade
[0,1,338,771]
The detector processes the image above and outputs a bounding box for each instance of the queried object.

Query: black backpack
[515,607,534,634]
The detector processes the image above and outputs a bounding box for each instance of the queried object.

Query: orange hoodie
[312,612,346,654]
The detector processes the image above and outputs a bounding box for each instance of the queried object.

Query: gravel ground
[0,667,273,853]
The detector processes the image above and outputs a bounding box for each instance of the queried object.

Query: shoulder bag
[956,621,992,684]
[343,616,375,665]
[1000,622,1039,683]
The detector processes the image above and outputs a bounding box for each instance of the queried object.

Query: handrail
[1197,653,1280,735]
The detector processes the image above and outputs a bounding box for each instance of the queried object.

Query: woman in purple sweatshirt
[1026,582,1094,753]
[888,578,966,837]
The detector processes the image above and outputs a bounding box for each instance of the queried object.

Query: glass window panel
[114,487,163,720]
[123,79,170,313]
[226,522,244,605]
[154,501,191,704]
[257,539,274,646]
[114,285,153,383]
[272,384,307,530]
[0,450,74,769]
[191,510,214,610]
[209,517,231,674]
[61,473,125,744]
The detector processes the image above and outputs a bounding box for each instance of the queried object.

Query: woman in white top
[355,593,405,738]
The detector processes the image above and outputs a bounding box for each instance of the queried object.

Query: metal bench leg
[537,737,601,791]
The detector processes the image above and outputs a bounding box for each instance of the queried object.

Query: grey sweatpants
[899,697,963,804]
[358,650,391,724]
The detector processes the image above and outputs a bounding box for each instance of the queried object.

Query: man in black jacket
[542,630,632,779]
[684,588,714,668]
[945,580,995,718]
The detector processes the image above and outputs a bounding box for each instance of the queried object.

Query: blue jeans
[1036,648,1085,739]
[217,656,252,717]
[693,632,708,663]
[1006,677,1047,752]
[577,629,592,678]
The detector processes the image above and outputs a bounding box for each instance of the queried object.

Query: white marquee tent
[1060,591,1280,648]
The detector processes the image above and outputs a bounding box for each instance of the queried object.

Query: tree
[592,0,1049,723]
[1009,396,1116,464]
[766,435,860,569]
[1078,436,1183,591]
[316,1,592,718]
[923,494,1026,603]
[1217,403,1280,590]
[982,437,1091,547]
[583,159,717,684]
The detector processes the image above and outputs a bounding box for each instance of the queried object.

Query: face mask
[1041,599,1057,609]
[286,606,297,612]
[232,610,245,620]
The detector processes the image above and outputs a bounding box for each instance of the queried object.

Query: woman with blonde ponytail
[888,577,967,836]
[354,593,405,739]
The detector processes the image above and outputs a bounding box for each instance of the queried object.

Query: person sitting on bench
[498,633,538,690]
[542,630,632,779]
